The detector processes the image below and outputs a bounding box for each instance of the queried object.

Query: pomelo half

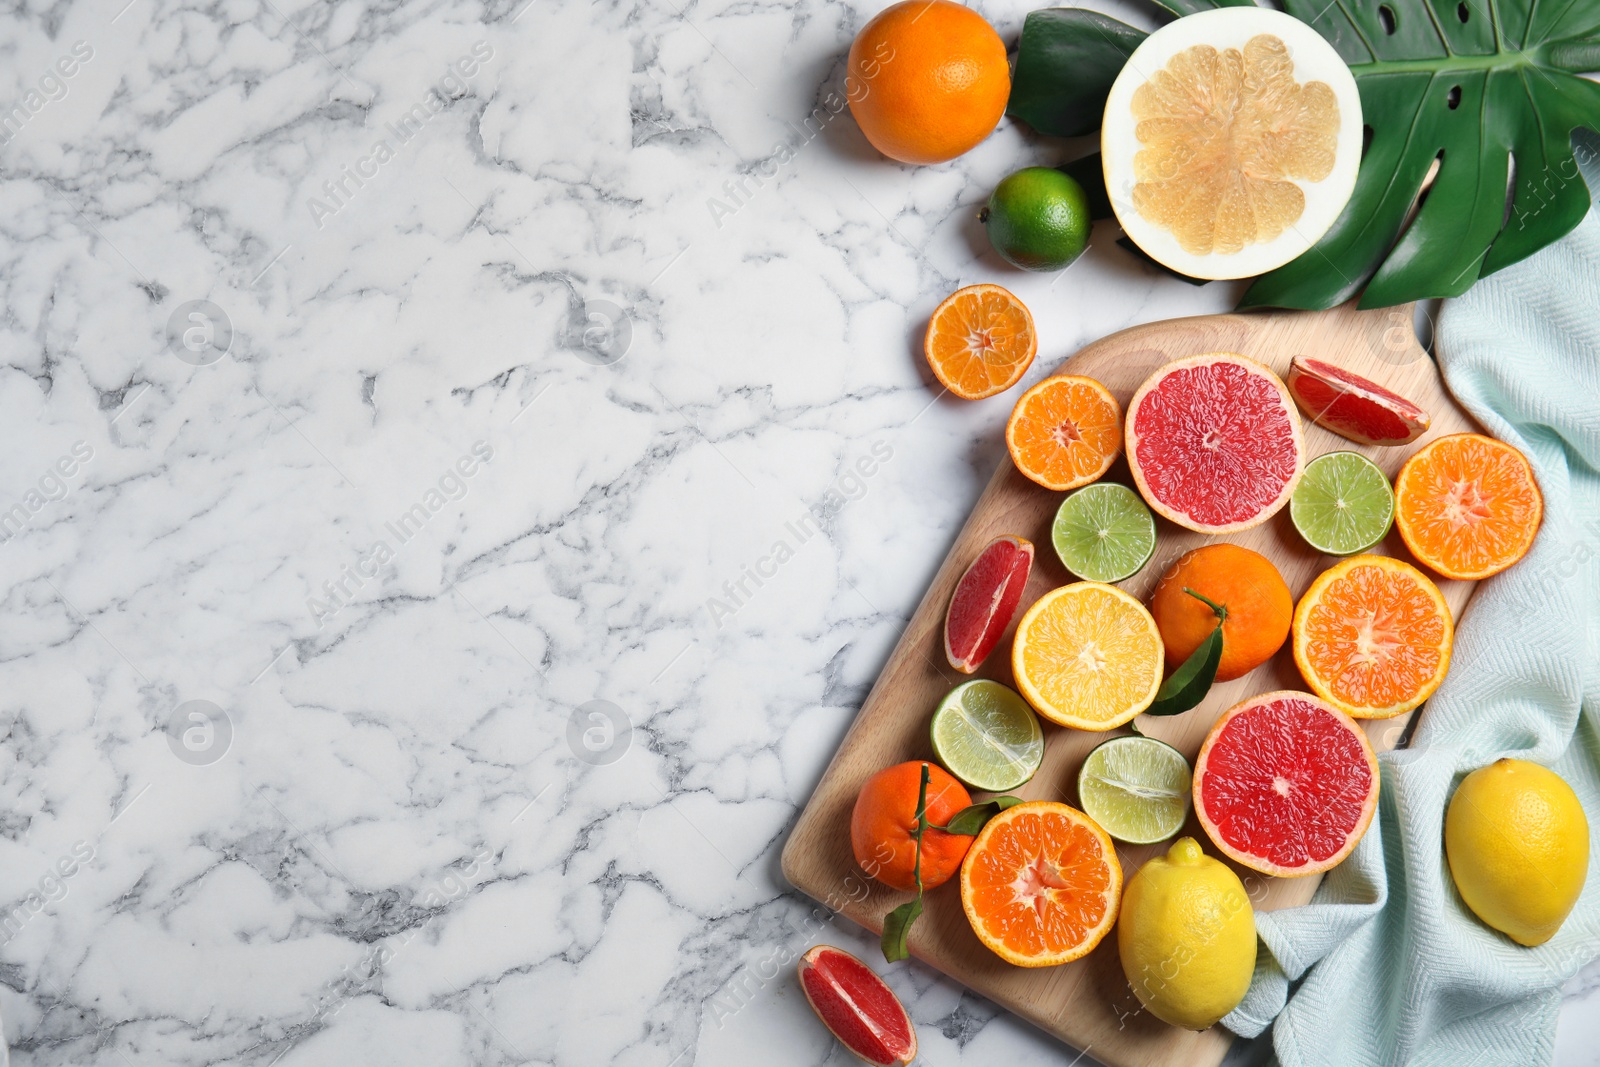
[1193,690,1379,877]
[1125,353,1305,533]
[1101,7,1363,280]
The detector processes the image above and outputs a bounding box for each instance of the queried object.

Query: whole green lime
[981,167,1091,272]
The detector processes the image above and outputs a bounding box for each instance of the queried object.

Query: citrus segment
[944,535,1034,673]
[846,0,1009,165]
[1006,375,1121,491]
[1101,7,1363,279]
[1011,583,1164,730]
[959,801,1122,967]
[1193,691,1379,877]
[1286,357,1430,446]
[850,762,973,891]
[1394,432,1542,580]
[1291,451,1395,556]
[798,946,917,1066]
[924,285,1037,400]
[1125,353,1304,533]
[1051,483,1156,583]
[930,680,1044,793]
[1292,555,1453,719]
[1132,35,1338,255]
[1077,735,1192,845]
[1150,543,1292,682]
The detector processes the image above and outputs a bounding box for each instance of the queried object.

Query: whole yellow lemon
[1117,837,1257,1030]
[1445,758,1589,946]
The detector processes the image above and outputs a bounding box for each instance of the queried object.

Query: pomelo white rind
[1101,7,1364,280]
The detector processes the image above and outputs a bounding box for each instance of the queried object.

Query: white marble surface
[0,0,1595,1064]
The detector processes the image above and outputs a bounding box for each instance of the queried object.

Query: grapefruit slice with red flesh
[1193,690,1379,877]
[797,946,917,1066]
[1126,353,1305,533]
[1286,356,1431,447]
[944,535,1033,673]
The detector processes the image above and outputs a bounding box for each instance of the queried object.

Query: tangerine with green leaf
[851,761,973,891]
[1150,544,1292,682]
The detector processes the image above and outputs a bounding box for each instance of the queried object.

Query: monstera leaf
[1009,8,1147,136]
[1009,0,1600,308]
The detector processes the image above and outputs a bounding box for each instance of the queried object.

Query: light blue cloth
[1220,129,1600,1067]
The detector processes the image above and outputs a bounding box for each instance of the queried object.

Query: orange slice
[1012,582,1164,730]
[959,801,1122,967]
[924,284,1036,400]
[1292,554,1453,719]
[1394,432,1543,580]
[1006,376,1122,491]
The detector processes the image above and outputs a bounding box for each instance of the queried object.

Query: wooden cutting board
[781,301,1482,1067]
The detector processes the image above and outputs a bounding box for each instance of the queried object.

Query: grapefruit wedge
[1126,353,1305,533]
[1286,357,1431,447]
[1193,691,1379,877]
[798,946,917,1066]
[944,536,1033,673]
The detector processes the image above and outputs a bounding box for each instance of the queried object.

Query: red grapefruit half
[1286,356,1431,447]
[797,945,917,1066]
[1126,353,1305,533]
[944,535,1033,673]
[1193,690,1379,877]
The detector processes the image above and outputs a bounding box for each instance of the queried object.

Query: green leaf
[1058,154,1114,220]
[1145,587,1226,716]
[1147,0,1256,15]
[1145,623,1222,715]
[936,796,1024,836]
[1241,0,1600,309]
[1116,235,1212,285]
[881,762,931,964]
[1008,9,1146,137]
[881,897,924,962]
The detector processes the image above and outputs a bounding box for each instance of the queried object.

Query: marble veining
[0,0,1594,1063]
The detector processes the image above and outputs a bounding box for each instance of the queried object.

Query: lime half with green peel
[981,167,1092,272]
[930,680,1045,792]
[1077,735,1192,844]
[1291,450,1395,555]
[1052,483,1157,582]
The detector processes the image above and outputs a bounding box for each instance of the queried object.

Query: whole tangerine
[845,0,1010,166]
[1150,543,1293,682]
[850,761,973,891]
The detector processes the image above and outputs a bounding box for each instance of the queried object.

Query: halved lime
[1077,735,1191,845]
[1052,483,1157,583]
[1291,450,1394,555]
[930,680,1045,792]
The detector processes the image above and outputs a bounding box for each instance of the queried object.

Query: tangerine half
[924,285,1036,400]
[1292,554,1453,719]
[1394,432,1543,580]
[959,801,1122,967]
[1006,375,1122,492]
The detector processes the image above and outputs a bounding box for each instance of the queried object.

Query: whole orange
[1150,544,1293,682]
[851,761,973,891]
[845,0,1010,165]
